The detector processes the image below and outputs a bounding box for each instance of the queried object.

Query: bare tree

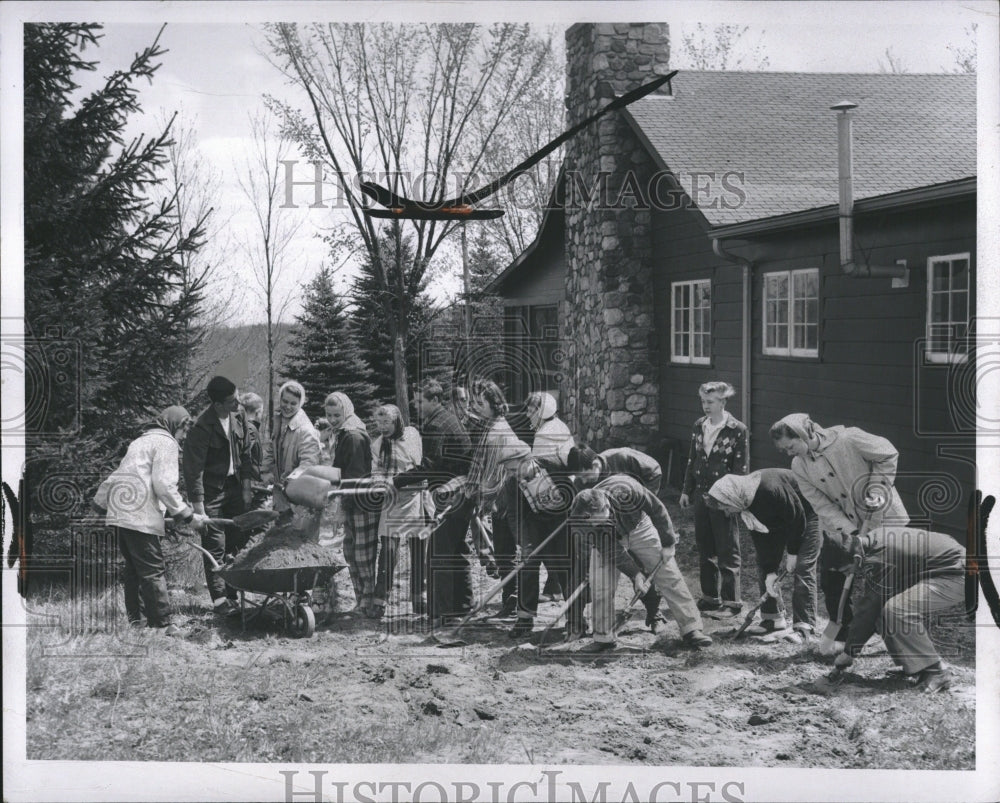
[946,23,977,74]
[878,47,909,74]
[236,109,304,429]
[475,30,565,263]
[263,23,554,416]
[160,114,251,404]
[675,23,770,71]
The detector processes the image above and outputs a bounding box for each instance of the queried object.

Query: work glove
[659,546,675,567]
[785,554,798,573]
[833,652,854,669]
[764,572,780,598]
[632,572,650,596]
[190,512,210,532]
[678,493,691,509]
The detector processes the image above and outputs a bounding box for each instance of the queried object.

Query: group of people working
[93,373,965,692]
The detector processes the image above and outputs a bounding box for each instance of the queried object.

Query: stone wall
[562,23,669,450]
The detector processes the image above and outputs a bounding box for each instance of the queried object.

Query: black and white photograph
[2,1,998,801]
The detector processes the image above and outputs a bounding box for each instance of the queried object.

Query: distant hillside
[199,321,297,399]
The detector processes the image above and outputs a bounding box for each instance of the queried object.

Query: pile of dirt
[229,524,340,571]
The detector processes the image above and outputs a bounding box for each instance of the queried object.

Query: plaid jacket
[681,413,748,496]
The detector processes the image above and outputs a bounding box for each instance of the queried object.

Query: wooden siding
[652,195,975,534]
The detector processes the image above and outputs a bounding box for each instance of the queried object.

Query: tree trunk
[393,329,409,425]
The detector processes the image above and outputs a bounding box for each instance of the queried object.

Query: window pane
[931,292,948,323]
[777,300,788,325]
[806,325,818,350]
[952,259,968,290]
[698,282,711,307]
[807,299,818,324]
[931,262,949,291]
[700,333,711,358]
[793,324,804,349]
[952,292,967,325]
[777,326,788,349]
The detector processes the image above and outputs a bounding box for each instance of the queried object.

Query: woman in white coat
[93,406,208,634]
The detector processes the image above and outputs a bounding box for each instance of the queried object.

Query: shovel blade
[231,509,281,530]
[434,631,467,648]
[818,620,841,653]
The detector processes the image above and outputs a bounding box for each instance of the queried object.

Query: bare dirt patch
[25,492,975,768]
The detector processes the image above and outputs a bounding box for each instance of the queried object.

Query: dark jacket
[182,406,252,503]
[245,418,263,483]
[845,527,965,655]
[595,474,679,550]
[600,447,663,494]
[682,413,749,496]
[745,468,815,560]
[394,404,472,492]
[332,428,373,481]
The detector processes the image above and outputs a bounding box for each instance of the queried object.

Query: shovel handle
[448,520,568,634]
[834,570,856,625]
[613,555,665,634]
[183,541,223,572]
[538,576,590,647]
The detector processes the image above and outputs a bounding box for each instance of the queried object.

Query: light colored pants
[882,573,964,675]
[591,514,703,643]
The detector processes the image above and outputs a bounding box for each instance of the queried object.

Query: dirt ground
[25,490,976,769]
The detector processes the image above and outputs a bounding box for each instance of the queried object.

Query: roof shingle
[625,71,976,227]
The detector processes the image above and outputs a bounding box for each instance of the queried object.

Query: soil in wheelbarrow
[229,523,341,572]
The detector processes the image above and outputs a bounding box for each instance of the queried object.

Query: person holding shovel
[679,381,748,616]
[705,469,822,642]
[566,444,666,636]
[770,413,910,653]
[570,477,712,651]
[93,406,210,635]
[370,404,428,620]
[183,375,254,615]
[325,391,379,618]
[831,526,965,693]
[393,379,473,624]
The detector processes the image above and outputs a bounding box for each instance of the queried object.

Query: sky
[4,1,993,326]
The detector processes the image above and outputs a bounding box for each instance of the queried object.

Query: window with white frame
[671,279,711,364]
[926,253,970,362]
[763,269,819,357]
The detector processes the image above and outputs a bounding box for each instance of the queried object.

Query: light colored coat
[94,428,192,537]
[265,408,322,511]
[372,426,430,539]
[790,425,908,536]
[532,416,574,464]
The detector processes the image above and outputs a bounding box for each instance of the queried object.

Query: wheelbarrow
[187,542,346,638]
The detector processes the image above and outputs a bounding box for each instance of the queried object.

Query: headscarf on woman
[776,413,815,443]
[278,380,307,415]
[707,471,769,533]
[326,391,367,431]
[527,391,558,430]
[141,405,192,438]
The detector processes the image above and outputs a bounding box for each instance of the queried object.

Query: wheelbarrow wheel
[292,603,316,638]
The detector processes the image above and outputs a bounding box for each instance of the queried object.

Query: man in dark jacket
[567,444,666,635]
[832,526,965,692]
[183,375,253,612]
[395,379,473,624]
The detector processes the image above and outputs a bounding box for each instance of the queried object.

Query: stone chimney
[561,23,669,450]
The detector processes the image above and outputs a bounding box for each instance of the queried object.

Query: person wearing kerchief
[370,404,428,619]
[770,413,910,651]
[325,391,378,617]
[265,380,321,514]
[706,469,822,641]
[94,406,208,635]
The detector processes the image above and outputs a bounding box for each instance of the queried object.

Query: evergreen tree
[25,24,207,452]
[23,24,207,554]
[282,266,376,422]
[349,233,436,407]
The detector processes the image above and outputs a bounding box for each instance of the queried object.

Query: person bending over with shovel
[770,413,910,654]
[566,444,668,636]
[705,469,822,643]
[570,477,712,652]
[830,526,965,693]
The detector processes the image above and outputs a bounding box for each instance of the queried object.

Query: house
[488,23,976,535]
